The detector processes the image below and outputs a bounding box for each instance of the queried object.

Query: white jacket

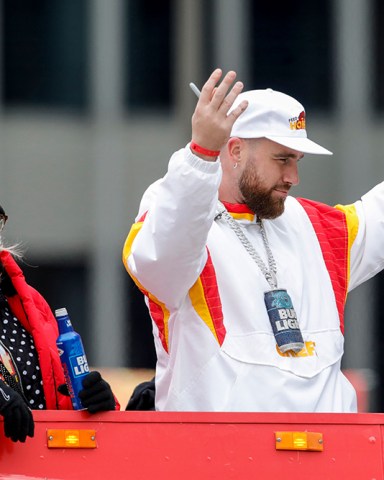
[123,146,384,412]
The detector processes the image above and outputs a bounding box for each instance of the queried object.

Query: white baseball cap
[229,89,332,155]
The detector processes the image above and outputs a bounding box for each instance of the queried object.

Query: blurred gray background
[0,0,383,409]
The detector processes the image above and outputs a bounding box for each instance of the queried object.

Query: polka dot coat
[0,250,72,410]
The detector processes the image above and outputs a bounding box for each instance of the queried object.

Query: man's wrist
[190,141,220,161]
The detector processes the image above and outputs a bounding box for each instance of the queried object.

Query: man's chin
[256,200,285,220]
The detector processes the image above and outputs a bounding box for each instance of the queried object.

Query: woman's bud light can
[264,289,304,353]
[55,307,90,410]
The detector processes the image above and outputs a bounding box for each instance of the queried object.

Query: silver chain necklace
[216,202,278,289]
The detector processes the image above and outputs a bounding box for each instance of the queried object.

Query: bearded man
[123,69,378,413]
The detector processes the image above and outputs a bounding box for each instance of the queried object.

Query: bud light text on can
[264,289,304,353]
[55,307,90,410]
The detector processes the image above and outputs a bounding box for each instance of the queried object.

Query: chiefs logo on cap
[289,111,306,131]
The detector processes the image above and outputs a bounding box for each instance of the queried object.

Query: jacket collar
[220,201,256,223]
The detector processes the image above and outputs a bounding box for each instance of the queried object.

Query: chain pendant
[217,202,278,288]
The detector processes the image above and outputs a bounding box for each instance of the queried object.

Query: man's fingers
[227,99,249,122]
[218,80,245,114]
[210,87,217,100]
[197,69,242,114]
[209,71,237,109]
[199,68,223,103]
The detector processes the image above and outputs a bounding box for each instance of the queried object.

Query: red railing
[1,410,384,479]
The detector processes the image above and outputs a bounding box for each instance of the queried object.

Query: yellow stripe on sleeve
[122,219,170,352]
[334,203,359,285]
[122,221,143,272]
[189,278,220,344]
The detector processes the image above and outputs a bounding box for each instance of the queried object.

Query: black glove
[78,371,115,413]
[58,373,115,412]
[126,378,155,411]
[0,379,34,442]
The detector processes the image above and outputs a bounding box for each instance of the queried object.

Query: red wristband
[190,141,220,157]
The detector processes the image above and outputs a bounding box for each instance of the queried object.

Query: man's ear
[227,137,243,162]
[228,137,240,161]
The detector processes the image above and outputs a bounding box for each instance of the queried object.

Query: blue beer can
[55,308,90,410]
[264,289,304,353]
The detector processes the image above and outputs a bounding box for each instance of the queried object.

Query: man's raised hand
[191,69,248,159]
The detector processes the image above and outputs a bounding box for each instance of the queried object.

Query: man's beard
[239,168,289,219]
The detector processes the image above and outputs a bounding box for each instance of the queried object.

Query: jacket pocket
[221,329,344,379]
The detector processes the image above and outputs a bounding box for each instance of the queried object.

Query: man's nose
[284,163,300,186]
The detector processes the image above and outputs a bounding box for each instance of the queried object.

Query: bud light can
[55,307,90,410]
[264,289,304,353]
